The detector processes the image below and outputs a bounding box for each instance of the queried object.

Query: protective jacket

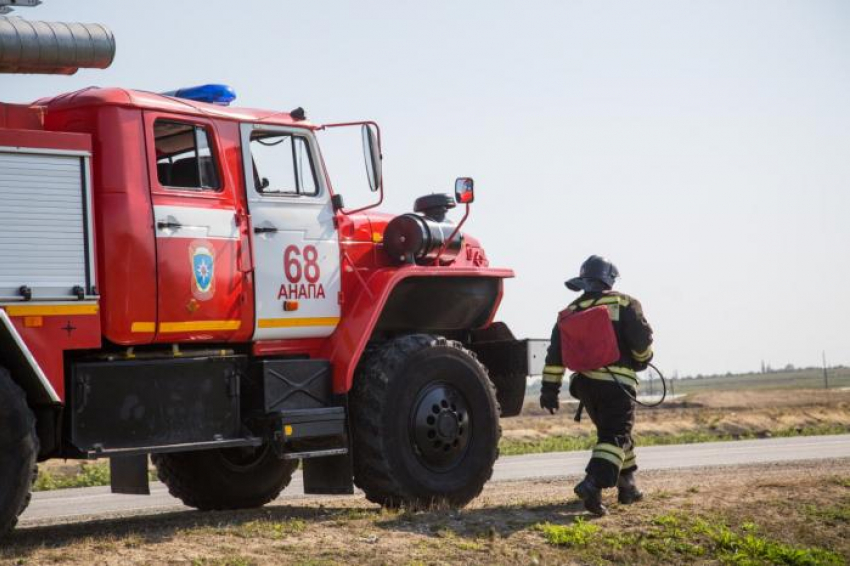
[542,290,654,488]
[542,290,654,391]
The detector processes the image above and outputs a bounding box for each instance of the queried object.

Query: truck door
[240,123,341,339]
[145,114,249,341]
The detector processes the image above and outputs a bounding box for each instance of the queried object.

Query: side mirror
[455,177,474,204]
[362,124,382,192]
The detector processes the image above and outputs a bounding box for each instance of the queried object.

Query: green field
[668,366,850,394]
[527,366,850,397]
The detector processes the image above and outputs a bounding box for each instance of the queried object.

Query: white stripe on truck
[153,205,239,241]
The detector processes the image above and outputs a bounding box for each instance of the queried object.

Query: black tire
[0,367,39,537]
[351,334,500,509]
[152,445,298,511]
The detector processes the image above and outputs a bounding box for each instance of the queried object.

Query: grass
[537,513,845,566]
[33,461,159,492]
[536,518,599,547]
[671,367,850,394]
[500,423,850,457]
[192,558,256,566]
[33,462,111,491]
[526,367,850,397]
[804,502,850,525]
[6,461,850,566]
[235,519,307,539]
[693,519,842,566]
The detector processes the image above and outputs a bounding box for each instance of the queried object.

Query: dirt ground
[3,459,848,565]
[504,388,850,443]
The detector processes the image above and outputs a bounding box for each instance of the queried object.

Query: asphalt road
[19,434,850,527]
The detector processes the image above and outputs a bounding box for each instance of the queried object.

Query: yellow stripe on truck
[258,317,340,329]
[5,304,99,317]
[130,322,156,333]
[159,320,242,333]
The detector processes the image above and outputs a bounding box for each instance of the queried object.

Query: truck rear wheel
[0,368,39,537]
[351,334,500,509]
[152,445,298,511]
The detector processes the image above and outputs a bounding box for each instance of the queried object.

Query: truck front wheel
[152,445,298,511]
[351,335,501,509]
[0,367,39,537]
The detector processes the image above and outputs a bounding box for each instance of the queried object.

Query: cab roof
[36,87,316,129]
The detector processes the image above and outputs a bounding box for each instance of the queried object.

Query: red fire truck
[0,12,535,536]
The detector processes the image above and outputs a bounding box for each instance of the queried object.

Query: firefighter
[539,255,654,516]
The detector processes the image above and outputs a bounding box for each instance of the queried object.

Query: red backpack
[557,303,621,372]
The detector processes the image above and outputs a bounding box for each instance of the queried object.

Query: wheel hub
[436,412,460,439]
[411,382,471,471]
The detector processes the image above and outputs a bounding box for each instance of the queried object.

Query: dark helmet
[566,255,620,292]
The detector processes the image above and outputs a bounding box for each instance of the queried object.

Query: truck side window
[250,132,318,196]
[154,120,221,191]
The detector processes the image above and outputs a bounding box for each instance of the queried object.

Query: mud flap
[469,322,547,417]
[488,371,527,417]
[302,452,354,495]
[110,454,150,495]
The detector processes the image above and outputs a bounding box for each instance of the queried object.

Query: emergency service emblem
[189,241,215,301]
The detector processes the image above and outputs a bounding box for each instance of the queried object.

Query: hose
[606,362,667,408]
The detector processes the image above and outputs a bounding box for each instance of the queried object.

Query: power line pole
[823,351,829,390]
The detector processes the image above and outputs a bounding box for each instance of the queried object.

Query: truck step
[281,447,348,461]
[87,437,263,459]
[274,406,347,441]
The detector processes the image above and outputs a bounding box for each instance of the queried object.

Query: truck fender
[321,267,513,394]
[0,310,60,405]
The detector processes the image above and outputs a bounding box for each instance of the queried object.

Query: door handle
[253,226,279,234]
[157,220,183,230]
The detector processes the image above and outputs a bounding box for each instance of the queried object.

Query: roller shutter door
[0,150,90,299]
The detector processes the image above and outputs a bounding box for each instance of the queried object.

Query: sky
[2,1,849,376]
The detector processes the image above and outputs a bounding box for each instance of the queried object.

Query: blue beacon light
[164,84,236,106]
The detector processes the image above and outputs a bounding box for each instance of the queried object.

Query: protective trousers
[570,374,637,488]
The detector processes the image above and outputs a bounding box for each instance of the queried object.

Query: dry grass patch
[3,460,849,565]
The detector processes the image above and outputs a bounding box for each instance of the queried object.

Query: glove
[540,381,561,415]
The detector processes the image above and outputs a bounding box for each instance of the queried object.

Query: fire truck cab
[39,87,346,347]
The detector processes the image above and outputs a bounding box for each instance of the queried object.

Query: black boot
[617,471,643,504]
[574,476,608,516]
